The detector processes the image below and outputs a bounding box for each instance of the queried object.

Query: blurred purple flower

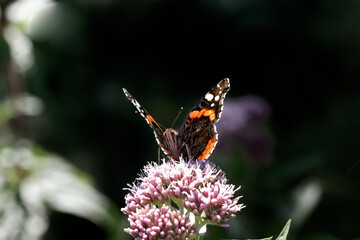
[122,160,244,239]
[217,96,274,166]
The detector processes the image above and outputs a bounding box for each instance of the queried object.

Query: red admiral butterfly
[123,78,230,162]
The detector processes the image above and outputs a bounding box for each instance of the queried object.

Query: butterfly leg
[158,147,161,164]
[184,143,191,161]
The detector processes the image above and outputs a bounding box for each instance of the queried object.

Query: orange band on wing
[198,135,217,161]
[187,110,199,123]
[196,109,206,118]
[202,109,216,121]
[187,109,216,123]
[146,114,155,125]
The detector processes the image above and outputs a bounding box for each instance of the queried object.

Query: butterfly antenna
[171,107,184,128]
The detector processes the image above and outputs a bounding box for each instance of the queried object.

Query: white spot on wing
[214,95,220,101]
[205,92,214,101]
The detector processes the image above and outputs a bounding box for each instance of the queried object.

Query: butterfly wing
[179,78,230,161]
[123,88,165,147]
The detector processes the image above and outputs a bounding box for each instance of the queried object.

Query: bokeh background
[1,0,360,239]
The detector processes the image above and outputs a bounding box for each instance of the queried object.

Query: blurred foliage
[0,143,123,240]
[1,0,360,239]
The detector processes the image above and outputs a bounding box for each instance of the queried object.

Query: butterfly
[123,78,230,162]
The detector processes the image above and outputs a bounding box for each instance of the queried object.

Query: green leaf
[275,219,291,240]
[250,219,291,240]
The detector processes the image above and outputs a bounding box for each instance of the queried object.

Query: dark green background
[3,0,360,239]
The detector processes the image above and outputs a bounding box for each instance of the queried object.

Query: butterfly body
[123,78,230,162]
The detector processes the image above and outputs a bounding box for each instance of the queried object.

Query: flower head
[182,180,242,227]
[122,159,244,238]
[125,204,198,240]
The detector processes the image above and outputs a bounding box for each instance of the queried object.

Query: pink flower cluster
[122,160,244,239]
[125,204,197,239]
[182,180,241,227]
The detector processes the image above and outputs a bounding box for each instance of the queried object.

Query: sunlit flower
[182,180,242,227]
[124,204,198,240]
[122,159,244,238]
[217,96,273,166]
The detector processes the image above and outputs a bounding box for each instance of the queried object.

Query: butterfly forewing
[122,88,165,146]
[180,78,230,128]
